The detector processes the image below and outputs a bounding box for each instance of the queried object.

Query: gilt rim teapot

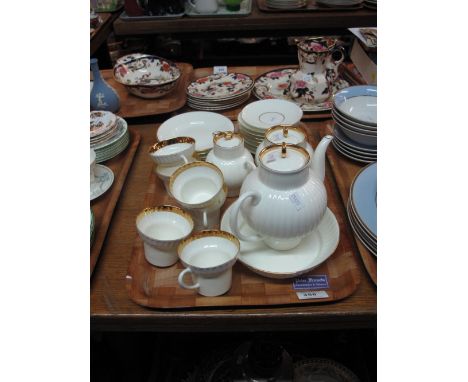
[229,135,333,251]
[289,37,345,105]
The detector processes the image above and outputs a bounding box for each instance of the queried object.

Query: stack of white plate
[332,85,377,163]
[316,0,362,7]
[186,72,254,111]
[347,162,377,256]
[266,0,306,8]
[238,99,303,154]
[90,111,130,163]
[364,0,377,8]
[157,111,235,161]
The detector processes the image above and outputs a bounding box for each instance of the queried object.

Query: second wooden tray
[126,130,361,309]
[91,131,141,276]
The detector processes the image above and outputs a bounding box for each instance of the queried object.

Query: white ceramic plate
[241,99,303,130]
[331,109,376,132]
[333,85,377,125]
[334,122,377,146]
[350,162,377,237]
[90,164,114,201]
[186,72,254,100]
[157,112,234,152]
[221,204,339,279]
[333,136,376,159]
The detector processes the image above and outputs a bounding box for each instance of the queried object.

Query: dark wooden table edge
[91,311,376,331]
[91,10,122,55]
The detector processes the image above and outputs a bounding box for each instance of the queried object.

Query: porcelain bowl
[113,54,181,99]
[334,123,377,147]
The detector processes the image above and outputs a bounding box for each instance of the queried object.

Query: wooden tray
[91,131,141,276]
[257,0,363,12]
[96,63,193,118]
[182,64,362,121]
[312,123,376,284]
[126,132,361,309]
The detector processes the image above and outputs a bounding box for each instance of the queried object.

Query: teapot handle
[330,46,346,66]
[229,191,263,243]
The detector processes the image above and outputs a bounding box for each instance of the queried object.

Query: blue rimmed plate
[350,162,377,238]
[333,85,377,126]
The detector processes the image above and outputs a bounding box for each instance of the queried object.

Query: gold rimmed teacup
[169,162,227,230]
[149,136,196,166]
[136,204,194,267]
[177,229,240,296]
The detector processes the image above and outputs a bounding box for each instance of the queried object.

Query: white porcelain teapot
[229,136,333,251]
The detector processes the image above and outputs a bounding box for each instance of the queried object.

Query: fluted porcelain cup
[136,205,194,267]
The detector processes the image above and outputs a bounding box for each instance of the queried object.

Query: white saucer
[220,204,340,279]
[90,164,114,201]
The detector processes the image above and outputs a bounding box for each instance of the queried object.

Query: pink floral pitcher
[289,37,345,104]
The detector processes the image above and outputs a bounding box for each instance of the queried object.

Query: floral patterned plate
[187,73,254,100]
[90,111,117,138]
[253,68,349,113]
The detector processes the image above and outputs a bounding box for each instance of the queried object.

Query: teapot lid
[265,124,306,145]
[259,143,310,173]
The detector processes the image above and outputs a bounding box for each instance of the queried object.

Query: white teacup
[90,148,96,183]
[177,230,240,296]
[188,0,219,14]
[169,162,227,230]
[136,205,194,267]
[149,137,196,167]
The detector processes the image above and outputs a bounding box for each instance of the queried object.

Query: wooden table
[90,120,376,332]
[113,3,376,36]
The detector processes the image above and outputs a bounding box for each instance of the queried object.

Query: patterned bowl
[113,54,181,99]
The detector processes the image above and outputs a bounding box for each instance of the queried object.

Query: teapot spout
[312,135,333,182]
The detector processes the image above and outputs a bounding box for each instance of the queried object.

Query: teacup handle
[178,268,200,290]
[229,191,262,242]
[187,0,197,8]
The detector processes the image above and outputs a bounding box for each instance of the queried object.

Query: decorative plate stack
[90,111,130,163]
[347,162,377,256]
[332,85,377,163]
[266,0,306,9]
[186,73,254,111]
[237,99,303,154]
[316,0,363,7]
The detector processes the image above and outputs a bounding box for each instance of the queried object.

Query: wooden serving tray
[126,132,361,309]
[91,131,141,276]
[312,123,376,284]
[257,0,363,12]
[96,63,193,118]
[182,64,362,121]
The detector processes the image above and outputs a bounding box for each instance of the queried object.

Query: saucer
[220,204,340,279]
[90,164,114,201]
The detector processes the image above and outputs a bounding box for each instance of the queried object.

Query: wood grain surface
[126,136,361,308]
[257,0,363,13]
[311,122,376,284]
[90,132,141,276]
[90,122,376,331]
[97,63,193,118]
[180,65,360,121]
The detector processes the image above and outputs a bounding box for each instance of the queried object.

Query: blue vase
[90,58,120,113]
